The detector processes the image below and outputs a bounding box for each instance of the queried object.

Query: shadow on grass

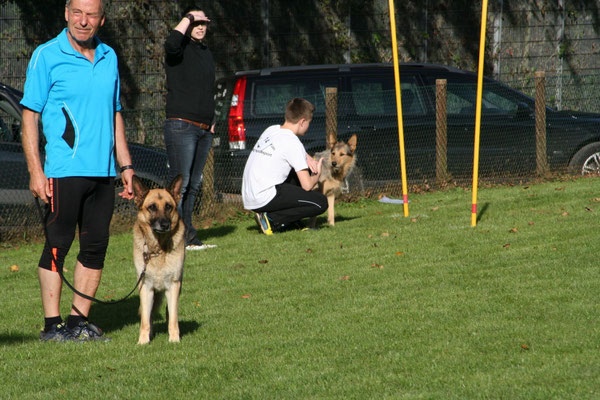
[0,333,38,345]
[244,214,360,234]
[89,296,139,334]
[197,224,236,241]
[89,297,202,339]
[152,319,202,339]
[477,202,490,223]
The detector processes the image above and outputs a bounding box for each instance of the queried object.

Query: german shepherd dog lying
[311,134,357,227]
[132,175,185,344]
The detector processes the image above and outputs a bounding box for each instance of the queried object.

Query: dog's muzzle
[151,218,172,233]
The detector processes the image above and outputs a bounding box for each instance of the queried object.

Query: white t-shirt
[242,125,308,210]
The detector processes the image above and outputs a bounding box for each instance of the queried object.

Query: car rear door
[339,69,435,183]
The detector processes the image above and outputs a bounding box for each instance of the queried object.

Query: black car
[0,82,168,208]
[212,63,600,192]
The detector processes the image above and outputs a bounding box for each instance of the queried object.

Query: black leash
[35,197,145,305]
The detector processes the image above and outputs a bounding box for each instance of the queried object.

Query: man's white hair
[65,0,105,14]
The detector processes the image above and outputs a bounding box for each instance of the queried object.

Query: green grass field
[1,177,599,399]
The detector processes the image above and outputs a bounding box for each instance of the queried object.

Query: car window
[0,99,21,142]
[251,79,338,116]
[350,75,425,116]
[445,82,523,116]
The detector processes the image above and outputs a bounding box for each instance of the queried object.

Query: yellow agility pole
[471,0,489,227]
[388,0,409,216]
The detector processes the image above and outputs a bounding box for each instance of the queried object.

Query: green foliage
[1,177,600,398]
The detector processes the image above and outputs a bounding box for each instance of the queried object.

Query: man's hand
[306,154,322,175]
[118,169,135,200]
[29,170,51,204]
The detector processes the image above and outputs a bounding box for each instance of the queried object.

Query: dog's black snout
[331,161,337,167]
[152,218,172,233]
[159,219,171,231]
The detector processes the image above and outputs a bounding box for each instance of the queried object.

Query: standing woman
[163,5,216,251]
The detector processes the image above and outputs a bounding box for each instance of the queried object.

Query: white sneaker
[185,243,217,251]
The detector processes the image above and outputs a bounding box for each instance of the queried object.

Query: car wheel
[341,166,365,195]
[568,142,600,175]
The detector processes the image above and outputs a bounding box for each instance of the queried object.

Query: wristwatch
[185,13,194,23]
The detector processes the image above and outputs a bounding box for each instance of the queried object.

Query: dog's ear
[132,175,149,209]
[347,134,357,154]
[326,132,337,150]
[167,174,183,205]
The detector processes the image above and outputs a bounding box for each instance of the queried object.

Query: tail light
[228,77,247,150]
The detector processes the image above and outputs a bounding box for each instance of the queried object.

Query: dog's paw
[137,337,150,345]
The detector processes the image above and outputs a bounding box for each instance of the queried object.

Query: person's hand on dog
[118,169,135,200]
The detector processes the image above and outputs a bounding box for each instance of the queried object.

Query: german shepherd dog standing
[311,134,357,227]
[132,175,185,344]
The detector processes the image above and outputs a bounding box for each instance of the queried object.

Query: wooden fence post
[535,71,549,175]
[436,79,449,183]
[325,87,338,148]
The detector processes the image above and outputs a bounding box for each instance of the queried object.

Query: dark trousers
[163,119,212,244]
[253,172,327,230]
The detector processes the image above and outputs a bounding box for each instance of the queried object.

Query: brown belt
[168,117,210,130]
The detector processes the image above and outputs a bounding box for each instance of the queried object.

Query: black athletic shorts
[39,177,115,271]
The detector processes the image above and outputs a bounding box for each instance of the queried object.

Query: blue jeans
[163,119,212,244]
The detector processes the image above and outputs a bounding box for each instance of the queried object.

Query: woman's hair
[183,5,203,17]
[285,98,315,123]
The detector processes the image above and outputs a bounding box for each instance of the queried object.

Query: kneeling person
[242,98,327,234]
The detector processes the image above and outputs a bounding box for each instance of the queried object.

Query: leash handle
[35,197,143,306]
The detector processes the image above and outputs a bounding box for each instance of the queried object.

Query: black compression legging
[39,177,115,271]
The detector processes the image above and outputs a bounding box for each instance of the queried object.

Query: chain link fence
[1,74,599,242]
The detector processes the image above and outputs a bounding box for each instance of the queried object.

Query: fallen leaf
[555,187,564,191]
[585,207,593,212]
[592,197,600,202]
[521,344,529,350]
[552,247,558,251]
[381,232,390,237]
[528,221,535,226]
[503,243,511,248]
[339,243,343,249]
[373,243,378,247]
[371,263,383,269]
[194,301,201,307]
[431,206,439,211]
[241,294,251,298]
[306,248,313,253]
[9,264,19,272]
[411,218,418,223]
[562,212,569,216]
[339,275,350,281]
[509,227,518,233]
[368,234,373,239]
[395,251,404,256]
[258,259,268,264]
[376,211,382,215]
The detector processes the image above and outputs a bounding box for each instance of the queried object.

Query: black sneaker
[40,322,75,342]
[70,321,110,342]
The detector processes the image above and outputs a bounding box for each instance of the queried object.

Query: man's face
[189,11,208,42]
[65,0,105,47]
